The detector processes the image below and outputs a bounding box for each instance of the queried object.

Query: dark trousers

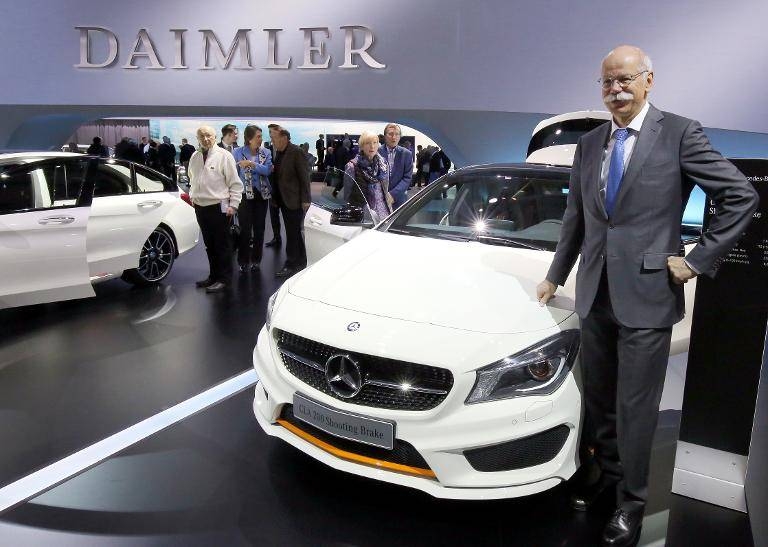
[237,196,268,266]
[280,205,306,269]
[269,200,282,241]
[194,204,232,283]
[579,272,672,512]
[317,150,324,168]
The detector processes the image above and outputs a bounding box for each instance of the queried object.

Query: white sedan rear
[0,152,199,309]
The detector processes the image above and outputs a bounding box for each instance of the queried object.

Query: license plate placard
[292,393,395,450]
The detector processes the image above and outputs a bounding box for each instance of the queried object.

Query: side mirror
[330,205,374,227]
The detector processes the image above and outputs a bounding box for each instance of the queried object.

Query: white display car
[252,156,700,499]
[0,152,199,309]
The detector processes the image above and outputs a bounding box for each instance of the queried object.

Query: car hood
[288,230,575,334]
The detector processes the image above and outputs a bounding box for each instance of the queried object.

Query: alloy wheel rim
[138,230,174,281]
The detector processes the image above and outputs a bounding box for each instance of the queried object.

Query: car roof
[0,151,85,166]
[530,110,611,136]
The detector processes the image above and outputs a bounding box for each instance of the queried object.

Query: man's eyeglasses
[598,70,649,90]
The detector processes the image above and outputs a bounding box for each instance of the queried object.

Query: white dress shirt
[599,100,650,194]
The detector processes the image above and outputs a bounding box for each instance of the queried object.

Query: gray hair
[638,53,653,73]
[383,123,401,136]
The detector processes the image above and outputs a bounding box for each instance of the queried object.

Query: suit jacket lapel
[587,123,611,219]
[613,105,664,214]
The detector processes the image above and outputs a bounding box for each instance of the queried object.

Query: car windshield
[381,166,571,251]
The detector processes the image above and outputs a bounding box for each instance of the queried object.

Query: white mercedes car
[252,154,701,499]
[0,152,199,309]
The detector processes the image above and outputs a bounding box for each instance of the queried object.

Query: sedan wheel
[122,226,176,285]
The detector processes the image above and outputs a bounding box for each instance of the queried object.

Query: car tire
[121,226,176,286]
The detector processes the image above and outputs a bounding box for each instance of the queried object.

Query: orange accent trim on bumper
[276,418,437,479]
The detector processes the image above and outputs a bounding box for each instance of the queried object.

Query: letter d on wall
[75,27,118,68]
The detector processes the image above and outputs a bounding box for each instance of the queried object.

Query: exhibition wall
[1,0,767,164]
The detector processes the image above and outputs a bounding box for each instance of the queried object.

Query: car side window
[134,164,171,193]
[93,161,133,197]
[0,163,72,213]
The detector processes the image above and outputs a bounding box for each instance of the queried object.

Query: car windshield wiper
[386,227,417,235]
[387,227,471,242]
[473,234,546,251]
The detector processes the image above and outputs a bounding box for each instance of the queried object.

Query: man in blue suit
[379,123,413,209]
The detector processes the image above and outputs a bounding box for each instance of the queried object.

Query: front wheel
[122,226,176,286]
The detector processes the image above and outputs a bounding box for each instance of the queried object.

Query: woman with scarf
[343,131,392,221]
[233,124,273,273]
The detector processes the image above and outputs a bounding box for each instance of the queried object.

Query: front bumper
[252,313,581,500]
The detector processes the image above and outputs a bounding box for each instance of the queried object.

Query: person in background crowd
[419,145,434,186]
[414,145,426,187]
[218,124,238,153]
[158,136,177,181]
[188,125,243,293]
[428,146,451,183]
[537,45,758,547]
[339,131,392,219]
[300,143,317,177]
[146,140,161,170]
[139,136,149,160]
[265,123,283,248]
[87,136,109,157]
[114,137,144,164]
[179,138,196,170]
[316,134,325,170]
[232,125,273,273]
[271,127,310,278]
[379,123,413,209]
[342,133,352,152]
[66,142,80,153]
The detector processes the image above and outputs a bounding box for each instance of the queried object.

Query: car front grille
[278,404,432,473]
[274,330,453,411]
[463,424,571,472]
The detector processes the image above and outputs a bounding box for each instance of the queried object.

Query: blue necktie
[605,128,629,217]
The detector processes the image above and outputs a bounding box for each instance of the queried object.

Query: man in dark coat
[271,128,310,277]
[157,136,177,181]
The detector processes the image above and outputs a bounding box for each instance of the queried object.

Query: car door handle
[308,216,323,226]
[38,216,76,225]
[138,200,163,209]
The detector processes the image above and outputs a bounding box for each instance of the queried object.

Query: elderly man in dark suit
[537,45,758,546]
[378,123,413,209]
[271,127,310,278]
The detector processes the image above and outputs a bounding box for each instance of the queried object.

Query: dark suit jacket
[547,104,758,328]
[276,143,310,210]
[378,144,413,199]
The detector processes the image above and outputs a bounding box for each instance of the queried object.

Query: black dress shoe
[195,277,214,288]
[238,264,249,274]
[570,473,617,511]
[250,263,260,272]
[205,281,228,293]
[275,267,296,278]
[265,238,282,248]
[602,508,642,546]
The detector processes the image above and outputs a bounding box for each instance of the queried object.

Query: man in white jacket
[188,125,243,293]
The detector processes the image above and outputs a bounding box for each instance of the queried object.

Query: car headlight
[265,290,279,331]
[466,330,580,404]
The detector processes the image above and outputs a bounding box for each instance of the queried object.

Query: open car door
[0,157,96,308]
[304,167,380,266]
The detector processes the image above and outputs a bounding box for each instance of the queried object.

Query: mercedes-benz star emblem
[347,322,360,332]
[325,354,363,398]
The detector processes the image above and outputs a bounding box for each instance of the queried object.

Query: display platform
[0,222,754,546]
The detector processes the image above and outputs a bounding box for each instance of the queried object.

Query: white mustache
[604,91,634,102]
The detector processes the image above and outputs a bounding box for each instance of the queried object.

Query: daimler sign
[75,26,386,70]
